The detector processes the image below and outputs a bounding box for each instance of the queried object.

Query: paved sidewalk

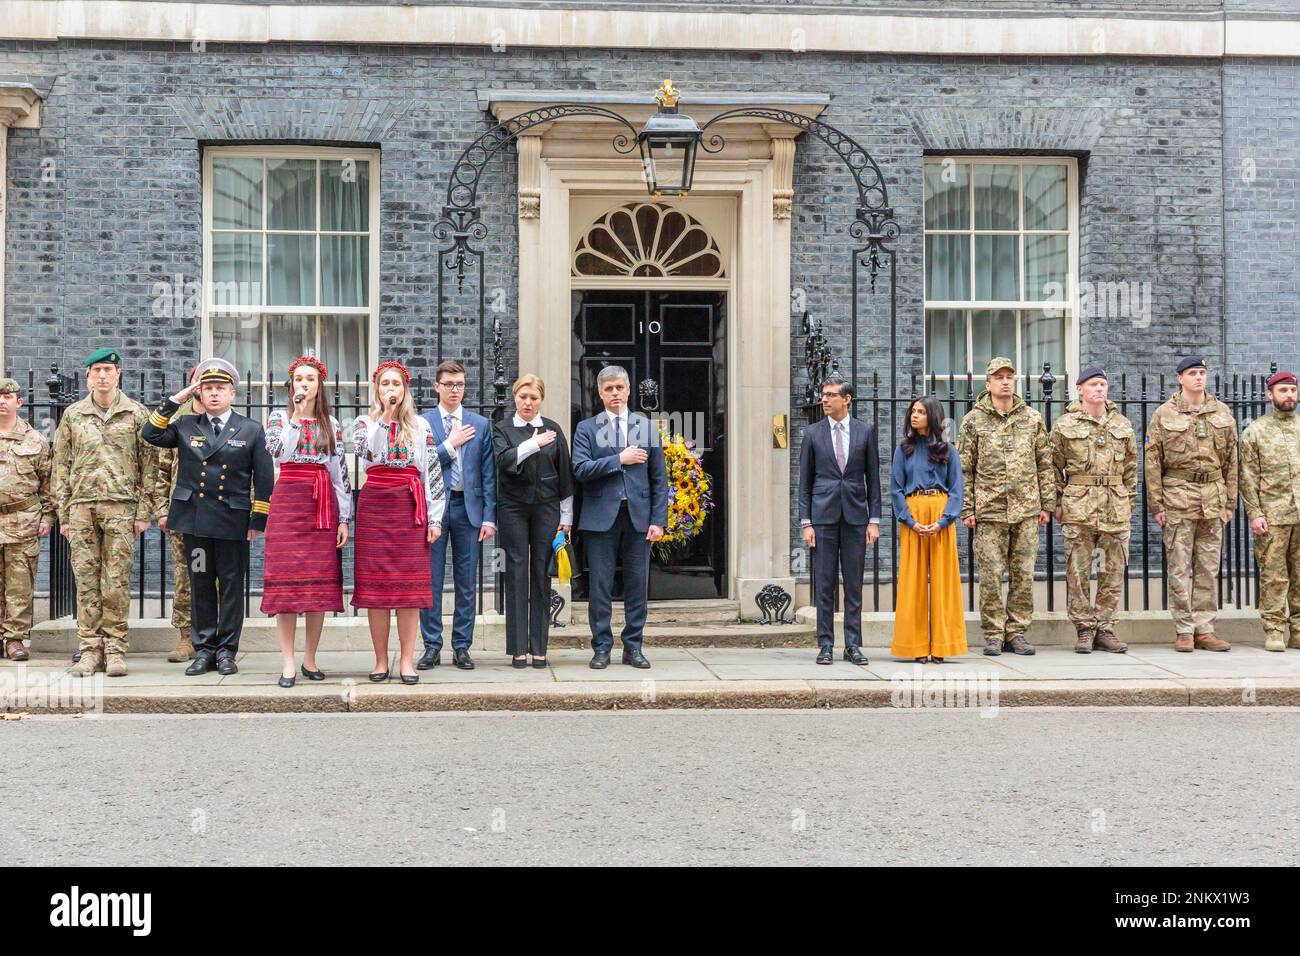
[5,642,1300,713]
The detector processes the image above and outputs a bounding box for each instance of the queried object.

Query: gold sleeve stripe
[251,501,271,515]
[149,412,170,428]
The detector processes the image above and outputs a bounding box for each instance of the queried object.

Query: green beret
[85,347,122,368]
[0,378,19,395]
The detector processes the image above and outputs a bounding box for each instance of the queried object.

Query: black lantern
[637,80,702,199]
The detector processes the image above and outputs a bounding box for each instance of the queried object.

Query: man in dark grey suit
[572,365,669,670]
[797,375,882,664]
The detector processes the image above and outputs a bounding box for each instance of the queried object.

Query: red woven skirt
[351,467,432,610]
[260,464,343,615]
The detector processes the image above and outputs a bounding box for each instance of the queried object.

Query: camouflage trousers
[0,537,40,642]
[167,530,191,633]
[67,502,137,655]
[973,517,1040,641]
[1254,522,1300,640]
[1062,525,1130,634]
[1162,513,1223,637]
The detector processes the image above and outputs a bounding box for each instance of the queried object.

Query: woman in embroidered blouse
[890,395,967,662]
[261,356,353,688]
[350,361,445,685]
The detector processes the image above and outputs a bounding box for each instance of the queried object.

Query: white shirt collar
[438,404,461,423]
[513,412,542,428]
[606,408,629,423]
[208,408,233,428]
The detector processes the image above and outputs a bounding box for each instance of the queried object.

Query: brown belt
[1066,475,1124,487]
[1164,467,1222,484]
[0,494,37,515]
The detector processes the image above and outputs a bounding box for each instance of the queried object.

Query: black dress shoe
[843,646,869,666]
[453,648,475,670]
[278,675,296,689]
[589,650,611,670]
[511,656,528,668]
[185,655,214,676]
[368,670,389,682]
[416,648,440,670]
[398,673,419,685]
[816,645,833,665]
[622,649,651,669]
[216,656,238,676]
[531,657,547,668]
[301,664,325,681]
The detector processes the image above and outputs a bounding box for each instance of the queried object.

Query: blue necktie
[444,414,461,490]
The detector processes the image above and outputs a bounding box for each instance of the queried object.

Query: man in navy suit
[572,365,669,670]
[797,375,882,665]
[418,360,497,670]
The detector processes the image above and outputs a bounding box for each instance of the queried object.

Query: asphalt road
[5,708,1299,866]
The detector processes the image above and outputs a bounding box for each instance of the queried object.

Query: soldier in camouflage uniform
[53,349,155,677]
[1145,356,1237,652]
[1240,370,1300,652]
[959,357,1055,656]
[152,397,200,662]
[0,378,55,661]
[1049,367,1137,654]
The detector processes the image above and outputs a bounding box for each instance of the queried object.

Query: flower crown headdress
[371,360,410,384]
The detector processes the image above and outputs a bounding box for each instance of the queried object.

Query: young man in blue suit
[418,360,497,670]
[797,374,882,665]
[571,365,669,669]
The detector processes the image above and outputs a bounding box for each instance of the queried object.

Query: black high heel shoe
[301,664,326,681]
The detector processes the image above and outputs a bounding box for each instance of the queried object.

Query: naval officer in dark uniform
[142,358,274,675]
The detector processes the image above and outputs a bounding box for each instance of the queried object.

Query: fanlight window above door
[573,202,725,278]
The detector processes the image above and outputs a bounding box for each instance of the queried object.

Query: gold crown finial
[656,79,681,108]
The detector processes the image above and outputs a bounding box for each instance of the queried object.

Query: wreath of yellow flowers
[653,421,716,562]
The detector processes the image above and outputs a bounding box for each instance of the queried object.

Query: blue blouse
[890,442,964,529]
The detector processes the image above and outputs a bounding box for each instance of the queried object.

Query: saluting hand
[173,380,201,404]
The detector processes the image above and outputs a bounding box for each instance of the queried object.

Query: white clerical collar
[513,413,542,428]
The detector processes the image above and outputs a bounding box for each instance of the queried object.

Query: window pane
[1024,164,1068,231]
[321,235,369,308]
[267,315,311,384]
[211,314,260,382]
[212,158,262,230]
[974,164,1018,231]
[924,162,969,230]
[267,159,316,231]
[321,159,369,232]
[971,309,1017,370]
[1023,310,1066,383]
[212,232,262,297]
[975,234,1018,301]
[925,309,967,376]
[267,234,316,306]
[320,314,368,385]
[925,234,970,301]
[1025,234,1068,302]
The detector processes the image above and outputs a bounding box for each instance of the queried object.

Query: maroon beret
[1267,371,1297,389]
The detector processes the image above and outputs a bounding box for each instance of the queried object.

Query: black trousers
[183,534,246,659]
[584,502,651,654]
[812,521,866,648]
[498,498,560,657]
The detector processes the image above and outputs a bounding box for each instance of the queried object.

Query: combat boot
[983,636,1003,656]
[1264,633,1285,652]
[1287,631,1300,650]
[1194,633,1231,652]
[1005,634,1036,656]
[1074,628,1095,654]
[1094,631,1128,654]
[3,639,29,662]
[1174,634,1194,653]
[167,630,195,663]
[105,652,127,677]
[69,648,104,677]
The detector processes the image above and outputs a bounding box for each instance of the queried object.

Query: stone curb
[7,678,1300,715]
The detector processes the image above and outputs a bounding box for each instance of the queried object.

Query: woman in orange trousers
[890,396,967,661]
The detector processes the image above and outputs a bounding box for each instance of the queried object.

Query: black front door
[570,290,727,600]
